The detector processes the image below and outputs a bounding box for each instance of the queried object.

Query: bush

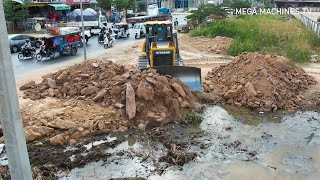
[287,46,311,63]
[189,15,319,63]
[183,110,203,125]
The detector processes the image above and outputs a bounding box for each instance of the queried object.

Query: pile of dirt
[203,52,316,111]
[19,61,197,144]
[179,36,233,55]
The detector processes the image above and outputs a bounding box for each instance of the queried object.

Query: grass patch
[183,110,204,125]
[190,15,320,63]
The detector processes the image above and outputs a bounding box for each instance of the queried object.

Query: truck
[126,4,172,25]
[67,9,108,35]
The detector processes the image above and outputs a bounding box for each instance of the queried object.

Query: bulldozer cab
[145,21,173,44]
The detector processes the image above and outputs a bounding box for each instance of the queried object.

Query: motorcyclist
[99,27,106,41]
[104,29,111,45]
[22,40,32,55]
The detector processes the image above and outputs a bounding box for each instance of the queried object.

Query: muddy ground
[1,34,320,179]
[1,120,206,179]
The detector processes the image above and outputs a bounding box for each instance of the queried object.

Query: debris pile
[179,36,233,55]
[203,52,316,111]
[19,61,197,144]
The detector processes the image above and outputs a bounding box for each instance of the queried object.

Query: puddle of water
[0,144,8,166]
[222,105,288,125]
[152,106,320,179]
[83,136,117,150]
[0,144,4,154]
[64,146,78,152]
[59,106,320,179]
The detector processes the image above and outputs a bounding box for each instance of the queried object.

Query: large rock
[47,78,57,88]
[82,120,94,130]
[70,129,90,140]
[56,71,68,84]
[162,86,175,97]
[25,129,42,142]
[31,126,54,136]
[172,99,181,119]
[50,119,76,129]
[93,89,107,101]
[245,82,257,97]
[48,88,55,97]
[136,80,155,101]
[224,89,238,99]
[81,86,99,96]
[49,134,64,146]
[126,82,136,119]
[20,81,36,90]
[172,83,186,97]
[146,112,164,122]
[110,86,123,95]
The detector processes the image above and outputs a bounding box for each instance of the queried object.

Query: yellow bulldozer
[138,21,203,92]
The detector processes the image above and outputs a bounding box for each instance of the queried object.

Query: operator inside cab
[149,24,172,42]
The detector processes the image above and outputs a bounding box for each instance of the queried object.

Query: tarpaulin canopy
[84,8,97,15]
[68,9,98,22]
[49,4,70,11]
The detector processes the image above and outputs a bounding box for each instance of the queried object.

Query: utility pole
[80,0,87,61]
[0,0,33,179]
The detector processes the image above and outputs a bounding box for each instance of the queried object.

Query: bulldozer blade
[148,66,203,92]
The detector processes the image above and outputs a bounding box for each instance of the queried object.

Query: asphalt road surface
[12,15,187,80]
[11,30,136,80]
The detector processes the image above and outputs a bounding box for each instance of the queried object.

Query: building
[25,0,70,21]
[274,0,320,7]
[152,0,209,9]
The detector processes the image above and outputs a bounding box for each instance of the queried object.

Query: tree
[3,0,28,25]
[113,0,135,12]
[186,4,226,25]
[226,0,251,9]
[137,3,146,12]
[96,0,112,10]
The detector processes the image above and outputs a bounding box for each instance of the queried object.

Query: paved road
[11,29,136,80]
[12,15,187,80]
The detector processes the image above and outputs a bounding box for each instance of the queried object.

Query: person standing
[174,18,179,29]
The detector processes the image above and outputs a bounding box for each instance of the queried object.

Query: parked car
[8,34,43,53]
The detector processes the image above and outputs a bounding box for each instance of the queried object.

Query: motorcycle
[98,33,104,43]
[104,34,115,49]
[18,46,36,60]
[36,45,55,61]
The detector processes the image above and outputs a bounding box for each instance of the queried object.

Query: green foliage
[189,15,320,63]
[228,38,260,56]
[186,4,227,25]
[183,111,204,125]
[3,0,28,23]
[225,0,251,9]
[287,46,311,63]
[113,0,135,11]
[137,3,146,12]
[97,0,112,10]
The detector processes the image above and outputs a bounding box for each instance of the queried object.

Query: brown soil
[203,52,317,112]
[179,35,233,55]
